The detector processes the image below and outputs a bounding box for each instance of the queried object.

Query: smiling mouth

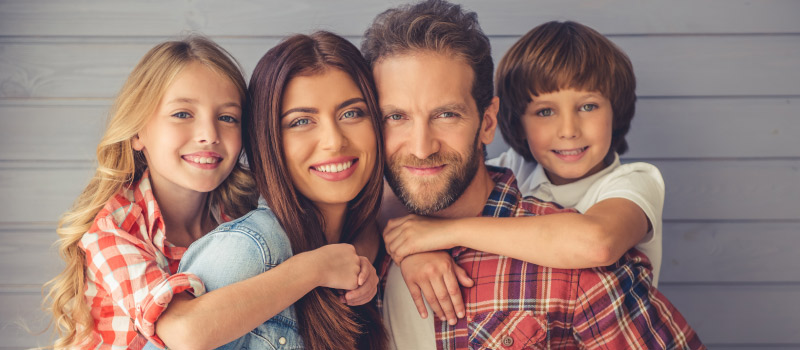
[311,160,356,173]
[553,146,588,156]
[185,156,222,164]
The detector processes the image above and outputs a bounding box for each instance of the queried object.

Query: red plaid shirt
[78,170,212,349]
[380,166,704,349]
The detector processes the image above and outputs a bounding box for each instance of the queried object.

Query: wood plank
[0,226,62,286]
[1,0,799,37]
[659,284,800,344]
[6,97,797,161]
[1,159,798,224]
[0,289,53,348]
[660,222,800,284]
[653,159,800,221]
[1,35,799,98]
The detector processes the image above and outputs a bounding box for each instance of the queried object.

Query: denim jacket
[146,197,303,350]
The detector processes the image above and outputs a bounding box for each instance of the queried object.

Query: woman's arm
[385,197,649,269]
[156,233,362,350]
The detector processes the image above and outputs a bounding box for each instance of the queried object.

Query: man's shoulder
[485,165,578,217]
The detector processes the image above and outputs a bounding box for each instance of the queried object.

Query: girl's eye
[219,115,238,123]
[289,118,311,127]
[385,114,404,121]
[579,104,598,112]
[536,108,553,117]
[172,111,191,119]
[342,109,364,119]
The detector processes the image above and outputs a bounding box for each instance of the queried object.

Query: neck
[316,202,347,243]
[148,175,212,246]
[433,165,495,219]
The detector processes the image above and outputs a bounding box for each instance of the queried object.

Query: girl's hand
[344,256,379,306]
[399,251,473,326]
[384,214,458,263]
[304,243,361,290]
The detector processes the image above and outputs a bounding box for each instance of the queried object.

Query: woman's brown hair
[244,31,387,350]
[495,21,637,162]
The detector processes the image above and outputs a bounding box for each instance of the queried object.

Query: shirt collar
[529,153,620,196]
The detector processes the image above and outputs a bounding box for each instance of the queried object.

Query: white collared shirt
[487,149,664,285]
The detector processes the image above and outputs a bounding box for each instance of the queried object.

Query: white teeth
[555,147,586,156]
[190,156,218,164]
[315,161,353,173]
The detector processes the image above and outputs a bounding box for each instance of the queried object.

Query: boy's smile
[522,88,613,185]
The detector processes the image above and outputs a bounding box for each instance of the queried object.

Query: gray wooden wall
[1,1,799,348]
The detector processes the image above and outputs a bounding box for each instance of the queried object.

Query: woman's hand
[344,256,379,306]
[398,251,473,325]
[304,243,362,290]
[383,214,459,263]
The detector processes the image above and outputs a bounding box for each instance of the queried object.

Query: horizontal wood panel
[1,159,798,223]
[660,222,800,283]
[1,0,799,37]
[0,289,53,348]
[0,228,62,286]
[653,159,800,221]
[4,221,799,285]
[3,285,799,347]
[5,97,797,161]
[659,284,800,344]
[1,35,798,98]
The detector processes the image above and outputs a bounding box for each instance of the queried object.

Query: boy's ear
[479,96,500,146]
[131,134,145,151]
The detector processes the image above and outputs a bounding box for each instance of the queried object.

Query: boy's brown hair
[496,21,637,162]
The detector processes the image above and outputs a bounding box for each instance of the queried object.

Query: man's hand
[398,251,473,325]
[384,214,458,263]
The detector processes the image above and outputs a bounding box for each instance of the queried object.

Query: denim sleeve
[178,212,292,294]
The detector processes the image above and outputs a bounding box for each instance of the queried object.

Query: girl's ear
[131,134,145,151]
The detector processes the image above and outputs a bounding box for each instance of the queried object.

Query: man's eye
[172,111,191,119]
[536,108,553,117]
[579,104,598,112]
[439,111,457,118]
[385,114,403,121]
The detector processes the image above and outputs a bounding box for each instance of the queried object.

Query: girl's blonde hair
[43,36,256,348]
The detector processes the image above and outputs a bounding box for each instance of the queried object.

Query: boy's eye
[219,115,238,123]
[579,104,598,112]
[172,111,191,119]
[536,108,553,117]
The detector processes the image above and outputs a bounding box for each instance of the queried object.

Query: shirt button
[502,335,514,347]
[278,336,287,345]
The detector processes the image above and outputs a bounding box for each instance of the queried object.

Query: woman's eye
[342,109,364,119]
[172,111,191,119]
[579,104,598,112]
[290,118,311,127]
[385,114,403,121]
[219,115,238,123]
[536,108,553,117]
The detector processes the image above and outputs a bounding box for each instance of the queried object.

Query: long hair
[245,31,387,350]
[43,36,256,348]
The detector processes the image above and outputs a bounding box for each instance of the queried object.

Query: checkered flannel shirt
[379,166,704,350]
[78,170,212,349]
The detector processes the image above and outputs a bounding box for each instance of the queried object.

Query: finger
[454,264,474,287]
[418,282,445,322]
[431,276,458,325]
[383,215,412,237]
[443,268,465,319]
[405,282,429,319]
[357,258,371,286]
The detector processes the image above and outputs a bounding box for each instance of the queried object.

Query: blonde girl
[44,36,256,349]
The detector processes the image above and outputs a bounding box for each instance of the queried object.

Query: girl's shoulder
[201,197,293,258]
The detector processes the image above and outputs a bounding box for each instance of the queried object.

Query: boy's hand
[344,256,379,306]
[398,251,474,325]
[384,214,457,263]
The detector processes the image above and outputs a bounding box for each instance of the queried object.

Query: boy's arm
[384,197,648,269]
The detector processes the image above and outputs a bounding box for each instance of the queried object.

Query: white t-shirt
[382,262,437,350]
[486,148,664,285]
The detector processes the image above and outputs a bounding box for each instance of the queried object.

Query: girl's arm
[385,197,649,269]
[155,234,365,350]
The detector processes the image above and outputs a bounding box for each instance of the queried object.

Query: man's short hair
[496,21,637,162]
[361,0,494,115]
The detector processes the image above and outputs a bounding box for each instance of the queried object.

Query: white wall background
[1,1,799,348]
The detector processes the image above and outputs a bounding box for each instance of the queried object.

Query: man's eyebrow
[281,107,318,118]
[430,103,470,117]
[380,104,407,116]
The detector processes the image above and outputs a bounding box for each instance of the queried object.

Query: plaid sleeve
[571,250,706,350]
[81,218,205,347]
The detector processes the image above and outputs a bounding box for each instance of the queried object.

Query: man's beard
[385,133,483,216]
